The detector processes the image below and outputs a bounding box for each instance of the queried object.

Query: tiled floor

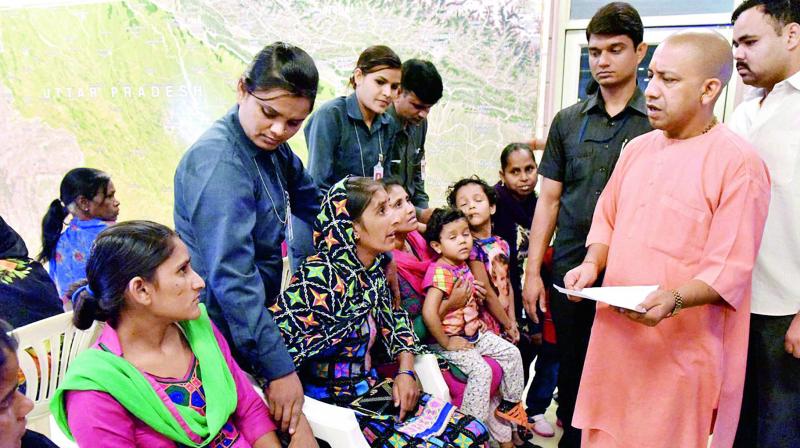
[526,401,561,447]
[521,359,561,448]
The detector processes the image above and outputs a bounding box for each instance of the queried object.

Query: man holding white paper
[563,31,771,448]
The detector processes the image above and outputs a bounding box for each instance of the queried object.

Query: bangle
[669,289,684,317]
[395,369,416,381]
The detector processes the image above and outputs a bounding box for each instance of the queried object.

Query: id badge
[373,153,385,180]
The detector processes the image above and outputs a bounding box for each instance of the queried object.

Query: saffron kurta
[573,125,771,448]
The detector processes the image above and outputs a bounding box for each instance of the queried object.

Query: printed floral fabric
[0,258,62,328]
[49,218,111,298]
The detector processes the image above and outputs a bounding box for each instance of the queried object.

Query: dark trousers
[517,303,560,417]
[734,313,800,448]
[525,339,560,415]
[549,281,596,448]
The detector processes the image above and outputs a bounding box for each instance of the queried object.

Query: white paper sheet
[553,284,659,312]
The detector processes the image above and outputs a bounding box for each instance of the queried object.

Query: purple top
[64,322,276,447]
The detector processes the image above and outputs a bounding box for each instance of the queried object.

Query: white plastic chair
[413,352,451,403]
[12,311,100,437]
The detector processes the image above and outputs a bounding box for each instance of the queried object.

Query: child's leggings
[442,331,525,442]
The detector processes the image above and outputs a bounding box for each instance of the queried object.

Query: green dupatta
[50,304,237,446]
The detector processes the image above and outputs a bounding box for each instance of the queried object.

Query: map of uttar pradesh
[0,0,542,252]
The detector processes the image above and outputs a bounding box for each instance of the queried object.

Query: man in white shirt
[729,1,800,445]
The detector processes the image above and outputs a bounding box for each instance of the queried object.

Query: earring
[354,232,360,242]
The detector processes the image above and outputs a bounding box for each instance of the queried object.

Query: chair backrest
[12,311,100,422]
[280,256,293,292]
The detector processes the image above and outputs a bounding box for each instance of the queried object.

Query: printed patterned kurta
[269,180,419,373]
[154,357,241,448]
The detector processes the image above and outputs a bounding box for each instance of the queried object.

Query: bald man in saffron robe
[563,30,771,447]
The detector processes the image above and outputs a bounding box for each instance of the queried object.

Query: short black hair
[401,59,443,105]
[586,2,644,47]
[423,207,467,244]
[499,143,536,171]
[732,0,800,34]
[492,252,510,266]
[446,175,497,208]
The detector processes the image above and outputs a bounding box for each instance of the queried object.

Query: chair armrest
[247,373,369,448]
[414,353,451,402]
[303,396,369,448]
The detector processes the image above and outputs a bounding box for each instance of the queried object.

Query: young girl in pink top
[422,208,530,448]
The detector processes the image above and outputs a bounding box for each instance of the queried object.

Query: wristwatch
[669,289,684,317]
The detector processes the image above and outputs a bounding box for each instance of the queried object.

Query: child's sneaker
[529,414,555,438]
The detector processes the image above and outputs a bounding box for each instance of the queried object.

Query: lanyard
[252,154,293,241]
[353,120,383,178]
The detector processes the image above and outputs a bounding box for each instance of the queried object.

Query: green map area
[0,0,541,251]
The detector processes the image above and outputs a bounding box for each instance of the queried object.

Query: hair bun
[69,279,106,330]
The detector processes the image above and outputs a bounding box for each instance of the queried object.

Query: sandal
[495,401,532,428]
[516,424,534,441]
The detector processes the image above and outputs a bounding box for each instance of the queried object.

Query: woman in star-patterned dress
[271,177,490,447]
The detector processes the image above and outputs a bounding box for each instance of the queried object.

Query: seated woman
[385,181,503,408]
[37,167,120,301]
[0,216,62,328]
[270,177,490,447]
[0,319,59,448]
[384,179,432,338]
[51,221,312,447]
